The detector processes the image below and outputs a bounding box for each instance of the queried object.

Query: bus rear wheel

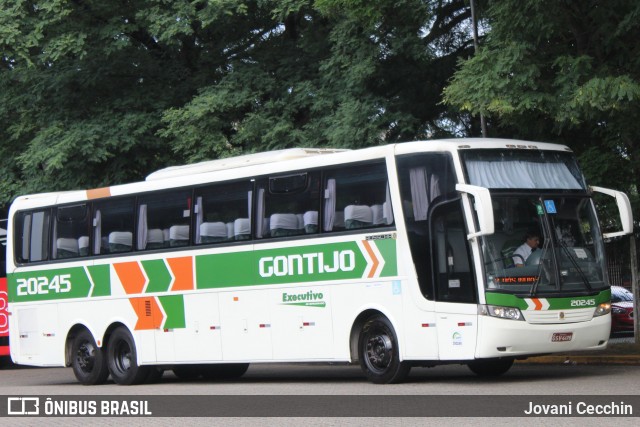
[107,327,149,385]
[71,329,109,385]
[358,315,410,384]
[468,358,514,377]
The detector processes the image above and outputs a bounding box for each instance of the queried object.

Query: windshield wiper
[549,217,592,291]
[529,244,550,297]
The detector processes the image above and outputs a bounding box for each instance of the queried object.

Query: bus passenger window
[93,198,135,255]
[194,180,253,244]
[256,172,320,239]
[14,210,51,263]
[138,190,192,250]
[323,163,393,232]
[53,204,90,259]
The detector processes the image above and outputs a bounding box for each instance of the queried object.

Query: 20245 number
[16,274,71,296]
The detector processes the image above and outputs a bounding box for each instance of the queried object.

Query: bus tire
[71,329,109,385]
[358,314,410,384]
[107,327,149,385]
[201,363,250,380]
[468,358,514,377]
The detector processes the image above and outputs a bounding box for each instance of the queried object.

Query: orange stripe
[86,187,111,199]
[113,262,146,294]
[362,240,380,279]
[532,298,543,310]
[129,297,163,330]
[167,256,194,291]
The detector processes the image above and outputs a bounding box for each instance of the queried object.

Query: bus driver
[512,231,540,267]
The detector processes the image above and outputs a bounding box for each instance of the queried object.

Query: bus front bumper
[475,313,611,359]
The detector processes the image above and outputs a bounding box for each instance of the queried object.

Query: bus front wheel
[107,327,149,385]
[358,314,410,384]
[468,358,514,377]
[71,329,109,385]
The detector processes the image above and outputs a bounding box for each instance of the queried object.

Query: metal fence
[605,238,633,289]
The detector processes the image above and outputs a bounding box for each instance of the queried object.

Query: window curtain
[256,188,265,238]
[51,219,58,259]
[195,197,203,244]
[430,173,441,200]
[137,204,147,250]
[323,179,336,231]
[409,168,429,221]
[466,160,582,189]
[383,182,394,225]
[93,210,102,255]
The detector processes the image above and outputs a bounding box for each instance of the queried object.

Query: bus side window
[137,190,192,250]
[194,180,253,244]
[14,210,50,263]
[323,162,392,232]
[256,172,320,239]
[53,204,90,259]
[93,198,135,255]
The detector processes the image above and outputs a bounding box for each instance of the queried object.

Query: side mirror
[590,186,633,239]
[456,184,494,239]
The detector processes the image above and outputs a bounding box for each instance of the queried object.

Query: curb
[517,355,640,365]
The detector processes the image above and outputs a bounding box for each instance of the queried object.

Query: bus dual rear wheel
[107,327,150,385]
[71,329,109,385]
[358,315,410,384]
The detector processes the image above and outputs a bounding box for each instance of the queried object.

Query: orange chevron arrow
[129,297,164,330]
[531,298,543,310]
[361,240,380,279]
[167,256,194,291]
[114,261,146,294]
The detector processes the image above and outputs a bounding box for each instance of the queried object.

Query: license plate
[551,332,573,342]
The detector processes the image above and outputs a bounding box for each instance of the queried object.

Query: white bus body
[6,139,632,384]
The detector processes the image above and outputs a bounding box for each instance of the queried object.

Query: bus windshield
[461,148,586,190]
[480,195,607,295]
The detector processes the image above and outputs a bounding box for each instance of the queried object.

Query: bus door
[430,199,478,360]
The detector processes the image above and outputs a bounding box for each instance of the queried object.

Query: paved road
[1,363,638,426]
[2,362,639,395]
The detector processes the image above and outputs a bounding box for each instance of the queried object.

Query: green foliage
[4,0,637,229]
[0,0,475,213]
[443,0,640,221]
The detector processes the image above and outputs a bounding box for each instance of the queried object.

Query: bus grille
[522,308,594,324]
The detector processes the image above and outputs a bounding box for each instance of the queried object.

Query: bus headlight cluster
[479,305,524,321]
[593,303,611,317]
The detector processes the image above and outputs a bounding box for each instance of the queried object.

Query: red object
[610,286,634,334]
[0,277,9,357]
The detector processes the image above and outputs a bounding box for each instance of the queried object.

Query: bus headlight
[593,303,611,317]
[479,305,524,321]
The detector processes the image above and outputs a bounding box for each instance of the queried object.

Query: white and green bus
[6,139,633,385]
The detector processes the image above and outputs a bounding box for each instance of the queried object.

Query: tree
[0,1,475,212]
[443,0,640,208]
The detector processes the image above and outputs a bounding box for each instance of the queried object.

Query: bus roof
[146,148,350,181]
[10,138,574,210]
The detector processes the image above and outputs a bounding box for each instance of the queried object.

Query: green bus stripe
[159,295,186,329]
[88,264,111,297]
[142,259,172,293]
